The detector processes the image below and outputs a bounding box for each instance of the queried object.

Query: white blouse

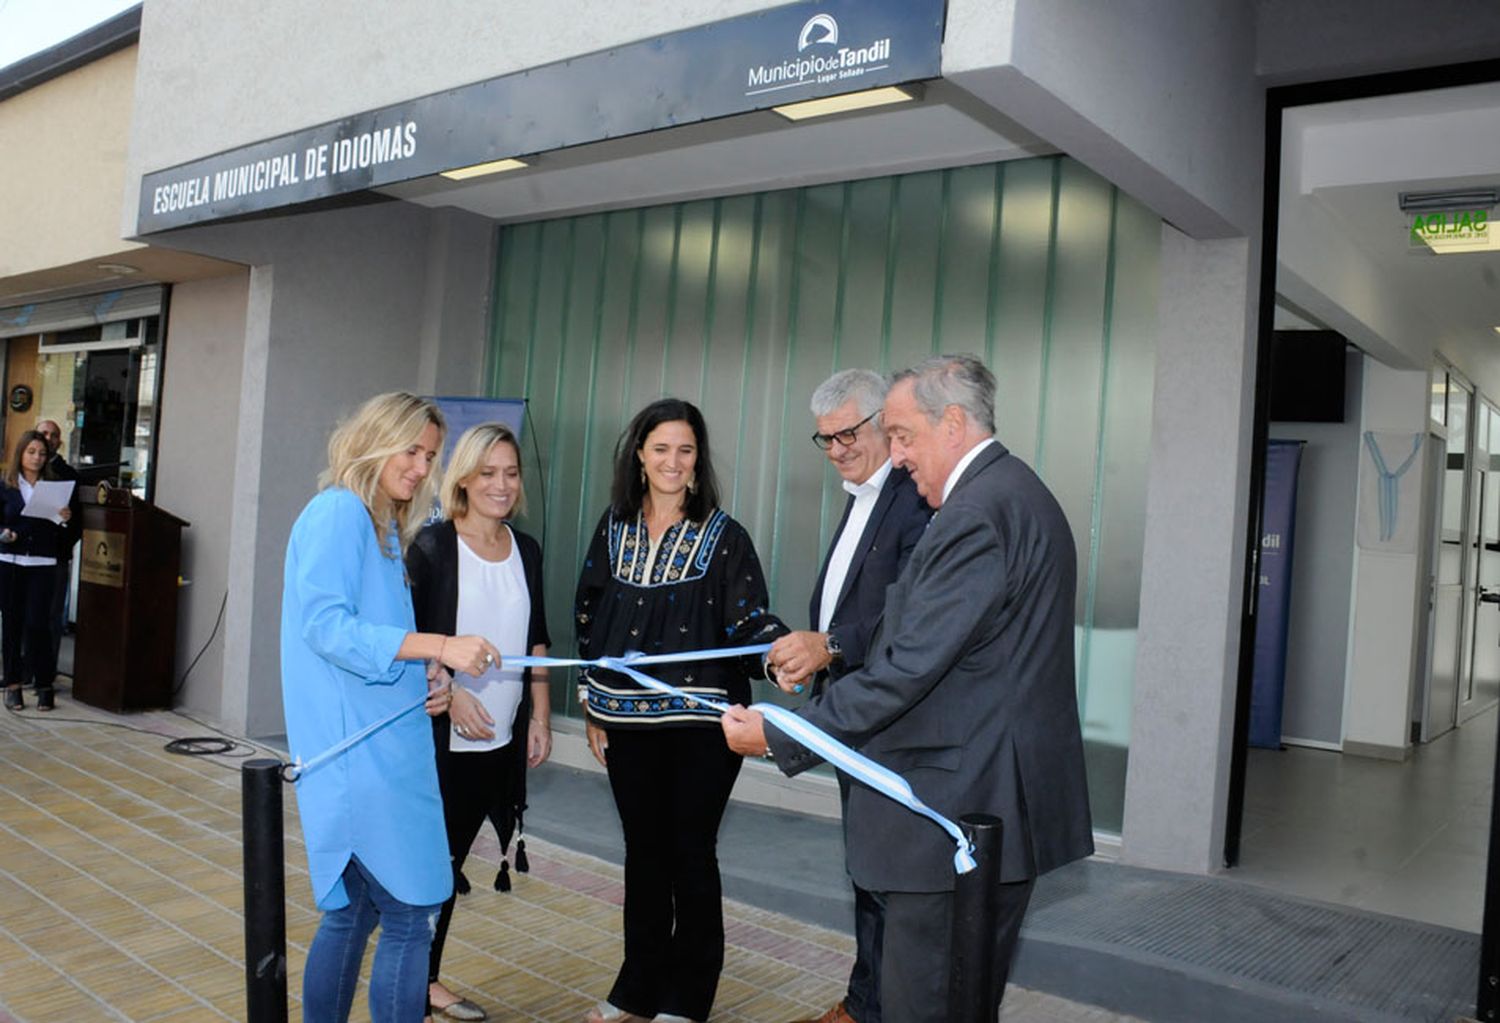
[450,527,530,752]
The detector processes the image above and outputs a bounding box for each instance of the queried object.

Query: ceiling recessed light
[440,158,529,181]
[97,262,138,275]
[773,85,917,122]
[1493,326,1500,336]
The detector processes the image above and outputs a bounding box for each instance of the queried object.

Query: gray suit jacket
[767,440,1093,891]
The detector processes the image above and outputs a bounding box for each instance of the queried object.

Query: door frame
[1226,54,1500,1018]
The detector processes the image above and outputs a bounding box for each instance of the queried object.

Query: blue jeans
[303,856,442,1023]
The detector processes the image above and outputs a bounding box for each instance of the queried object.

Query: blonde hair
[441,423,526,521]
[319,392,446,555]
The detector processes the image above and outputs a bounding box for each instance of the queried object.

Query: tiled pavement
[0,686,1139,1022]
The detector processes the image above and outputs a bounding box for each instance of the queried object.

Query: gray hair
[810,368,888,420]
[893,354,996,434]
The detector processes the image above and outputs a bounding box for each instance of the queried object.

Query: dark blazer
[406,520,551,849]
[768,441,1093,890]
[810,466,930,687]
[46,456,82,551]
[0,483,72,560]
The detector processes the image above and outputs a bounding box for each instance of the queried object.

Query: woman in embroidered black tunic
[576,398,785,1023]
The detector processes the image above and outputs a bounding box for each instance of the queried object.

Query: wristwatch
[825,632,843,662]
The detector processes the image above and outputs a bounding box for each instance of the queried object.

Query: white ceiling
[378,80,1052,223]
[1277,82,1500,386]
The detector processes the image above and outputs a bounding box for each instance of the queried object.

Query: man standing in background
[35,418,80,674]
[767,368,930,1023]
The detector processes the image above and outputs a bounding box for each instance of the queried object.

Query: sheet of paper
[20,480,75,524]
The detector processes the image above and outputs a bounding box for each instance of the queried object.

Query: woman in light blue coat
[281,391,502,1023]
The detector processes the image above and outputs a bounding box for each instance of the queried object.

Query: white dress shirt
[818,459,893,632]
[941,438,997,505]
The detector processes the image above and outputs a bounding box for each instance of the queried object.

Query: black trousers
[837,773,884,1023]
[603,726,742,1021]
[873,879,1034,1023]
[846,884,884,1023]
[427,743,517,985]
[2,562,58,692]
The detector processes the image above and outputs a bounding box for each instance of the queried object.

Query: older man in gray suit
[724,354,1092,1021]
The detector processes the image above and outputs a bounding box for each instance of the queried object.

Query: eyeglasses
[811,411,878,451]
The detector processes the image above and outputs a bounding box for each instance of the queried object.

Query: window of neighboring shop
[41,318,163,498]
[486,156,1161,833]
[0,286,167,500]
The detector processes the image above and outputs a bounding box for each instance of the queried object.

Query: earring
[687,475,698,495]
[640,466,647,485]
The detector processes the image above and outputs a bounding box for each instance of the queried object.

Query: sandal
[4,686,22,711]
[36,689,53,712]
[433,997,486,1021]
[585,1004,651,1023]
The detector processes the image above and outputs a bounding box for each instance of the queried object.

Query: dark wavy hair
[610,398,720,522]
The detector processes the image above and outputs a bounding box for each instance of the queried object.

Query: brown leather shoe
[787,1002,856,1023]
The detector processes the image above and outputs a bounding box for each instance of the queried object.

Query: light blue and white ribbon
[290,643,977,874]
[286,696,428,780]
[1363,431,1422,542]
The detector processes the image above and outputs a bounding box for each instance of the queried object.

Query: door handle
[1481,591,1500,604]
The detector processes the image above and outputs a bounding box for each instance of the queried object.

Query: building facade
[4,0,1494,882]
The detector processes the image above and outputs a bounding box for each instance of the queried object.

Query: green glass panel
[488,156,1159,832]
[990,159,1054,466]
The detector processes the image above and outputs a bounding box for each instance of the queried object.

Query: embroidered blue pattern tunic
[280,487,451,911]
[575,508,785,728]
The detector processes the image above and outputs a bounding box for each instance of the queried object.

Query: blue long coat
[280,486,451,910]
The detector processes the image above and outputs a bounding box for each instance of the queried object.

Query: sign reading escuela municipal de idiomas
[137,0,943,234]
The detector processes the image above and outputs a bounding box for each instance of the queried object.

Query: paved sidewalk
[0,688,1139,1022]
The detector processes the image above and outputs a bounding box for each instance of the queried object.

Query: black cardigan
[0,481,72,560]
[406,519,551,861]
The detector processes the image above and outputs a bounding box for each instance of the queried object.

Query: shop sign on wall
[137,0,943,233]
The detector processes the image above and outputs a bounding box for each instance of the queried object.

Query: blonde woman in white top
[406,422,552,1023]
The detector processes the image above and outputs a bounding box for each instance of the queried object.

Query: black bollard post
[948,813,1004,1023]
[242,759,289,1023]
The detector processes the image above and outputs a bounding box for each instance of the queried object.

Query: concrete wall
[154,272,250,719]
[945,0,1264,239]
[144,201,494,735]
[1257,0,1500,85]
[1268,351,1363,748]
[1,45,140,278]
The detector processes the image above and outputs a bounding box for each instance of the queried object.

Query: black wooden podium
[73,487,189,712]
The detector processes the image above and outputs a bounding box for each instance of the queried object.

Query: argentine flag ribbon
[290,643,977,875]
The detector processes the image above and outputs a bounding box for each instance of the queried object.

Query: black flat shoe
[4,687,22,711]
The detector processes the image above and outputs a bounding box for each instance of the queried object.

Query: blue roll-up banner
[1250,439,1305,749]
[431,397,526,466]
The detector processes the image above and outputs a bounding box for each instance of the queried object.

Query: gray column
[221,264,275,736]
[1120,226,1259,874]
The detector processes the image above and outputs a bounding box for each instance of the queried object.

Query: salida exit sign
[1410,208,1491,250]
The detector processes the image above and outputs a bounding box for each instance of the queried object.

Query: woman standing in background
[1,429,73,712]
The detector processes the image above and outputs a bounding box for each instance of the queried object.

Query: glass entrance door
[1427,376,1471,741]
[1464,398,1500,720]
